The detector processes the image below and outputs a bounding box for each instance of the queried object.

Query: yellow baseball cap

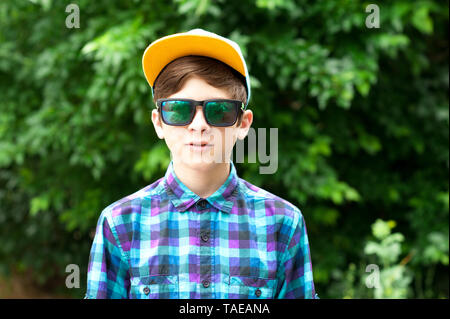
[142,28,251,107]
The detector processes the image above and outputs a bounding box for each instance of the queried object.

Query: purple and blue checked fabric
[85,160,318,299]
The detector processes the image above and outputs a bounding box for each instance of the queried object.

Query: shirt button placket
[198,199,212,296]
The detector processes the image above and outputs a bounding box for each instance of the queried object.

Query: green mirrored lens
[161,101,193,124]
[205,101,237,125]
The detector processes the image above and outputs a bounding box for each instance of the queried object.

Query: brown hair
[153,55,247,125]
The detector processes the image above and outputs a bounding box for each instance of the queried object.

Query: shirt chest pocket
[129,275,179,299]
[225,276,278,299]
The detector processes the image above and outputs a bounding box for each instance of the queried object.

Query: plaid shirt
[85,161,318,299]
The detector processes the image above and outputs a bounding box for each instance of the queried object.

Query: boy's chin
[173,156,230,170]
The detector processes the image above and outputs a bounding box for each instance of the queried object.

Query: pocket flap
[228,276,277,288]
[224,275,278,298]
[133,274,178,285]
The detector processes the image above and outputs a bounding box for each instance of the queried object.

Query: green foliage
[365,220,404,266]
[364,219,413,298]
[329,219,413,299]
[0,0,448,298]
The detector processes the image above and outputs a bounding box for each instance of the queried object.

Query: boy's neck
[172,161,231,199]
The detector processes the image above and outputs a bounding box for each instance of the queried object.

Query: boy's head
[143,29,253,171]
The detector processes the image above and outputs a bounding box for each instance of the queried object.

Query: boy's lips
[185,141,213,151]
[186,141,212,146]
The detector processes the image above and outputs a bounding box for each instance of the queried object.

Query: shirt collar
[164,161,239,214]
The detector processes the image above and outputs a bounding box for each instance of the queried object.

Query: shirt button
[255,289,262,297]
[202,280,210,288]
[143,287,150,295]
[197,199,207,209]
[201,232,209,242]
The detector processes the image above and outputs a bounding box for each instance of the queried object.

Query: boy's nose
[188,106,210,131]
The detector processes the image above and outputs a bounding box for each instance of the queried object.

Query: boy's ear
[237,109,253,140]
[151,109,165,139]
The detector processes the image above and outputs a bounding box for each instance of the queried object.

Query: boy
[85,29,318,299]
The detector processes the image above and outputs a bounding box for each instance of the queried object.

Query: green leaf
[411,5,434,34]
[30,194,50,217]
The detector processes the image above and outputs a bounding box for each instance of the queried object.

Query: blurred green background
[0,0,448,299]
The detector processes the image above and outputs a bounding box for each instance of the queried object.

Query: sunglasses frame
[156,98,245,127]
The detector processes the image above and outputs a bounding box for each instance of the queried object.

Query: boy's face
[151,76,253,171]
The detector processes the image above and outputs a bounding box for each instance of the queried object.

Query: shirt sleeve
[276,210,318,299]
[85,210,130,299]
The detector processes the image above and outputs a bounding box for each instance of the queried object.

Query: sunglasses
[156,98,244,127]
